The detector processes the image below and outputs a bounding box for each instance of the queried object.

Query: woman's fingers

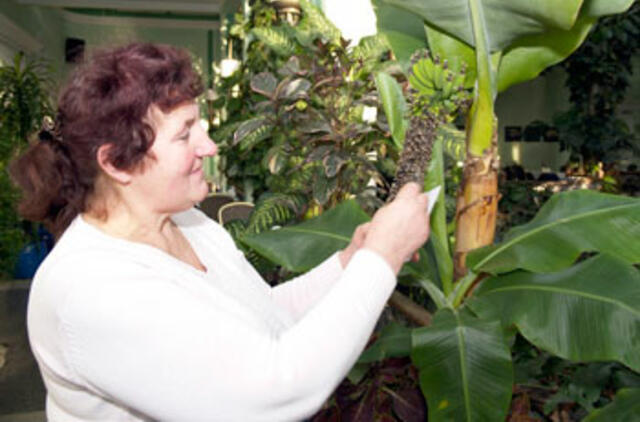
[395,182,421,200]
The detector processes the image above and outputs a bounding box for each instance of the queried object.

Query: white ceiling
[16,0,226,14]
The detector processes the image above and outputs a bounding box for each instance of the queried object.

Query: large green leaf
[412,308,513,422]
[371,0,428,65]
[379,0,635,95]
[375,71,407,149]
[584,388,640,422]
[358,322,412,364]
[424,137,453,294]
[242,200,369,272]
[378,0,583,53]
[468,254,640,372]
[496,17,593,93]
[497,0,636,92]
[468,190,640,274]
[582,0,637,17]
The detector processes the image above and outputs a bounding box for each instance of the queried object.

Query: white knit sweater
[27,208,396,421]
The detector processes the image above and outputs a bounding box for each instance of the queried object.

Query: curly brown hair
[10,43,203,236]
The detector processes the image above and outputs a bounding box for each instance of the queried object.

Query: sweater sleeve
[60,248,395,422]
[191,207,346,321]
[268,252,344,321]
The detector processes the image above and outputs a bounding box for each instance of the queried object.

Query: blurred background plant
[0,52,54,279]
[553,2,640,179]
[211,0,397,213]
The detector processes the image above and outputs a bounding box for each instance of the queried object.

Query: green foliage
[251,26,297,57]
[510,335,640,419]
[470,254,640,372]
[585,388,640,421]
[468,190,640,274]
[222,192,306,279]
[214,0,394,206]
[218,1,640,419]
[376,0,636,156]
[367,1,640,417]
[357,322,412,364]
[242,199,369,273]
[0,52,54,156]
[374,72,406,148]
[248,188,640,419]
[553,3,640,165]
[412,308,513,422]
[244,193,306,235]
[0,52,54,279]
[0,163,27,279]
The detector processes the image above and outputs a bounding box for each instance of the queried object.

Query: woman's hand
[363,183,431,274]
[339,222,421,269]
[339,222,371,268]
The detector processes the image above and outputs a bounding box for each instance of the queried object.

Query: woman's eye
[178,132,190,141]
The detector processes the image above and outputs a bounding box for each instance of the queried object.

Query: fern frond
[351,34,391,62]
[245,192,306,235]
[224,219,248,242]
[223,218,276,274]
[298,0,342,45]
[251,27,296,57]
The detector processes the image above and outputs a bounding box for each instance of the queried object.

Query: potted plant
[0,52,54,279]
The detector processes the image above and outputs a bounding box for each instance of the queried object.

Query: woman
[11,43,430,421]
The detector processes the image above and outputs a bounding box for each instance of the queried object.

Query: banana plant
[243,191,640,421]
[373,0,637,280]
[231,0,640,419]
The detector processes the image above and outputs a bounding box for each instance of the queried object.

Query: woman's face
[131,101,217,214]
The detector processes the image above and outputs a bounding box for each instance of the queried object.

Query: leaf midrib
[454,312,473,422]
[281,227,350,242]
[483,284,640,317]
[473,202,639,270]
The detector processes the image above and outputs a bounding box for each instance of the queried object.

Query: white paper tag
[425,185,441,215]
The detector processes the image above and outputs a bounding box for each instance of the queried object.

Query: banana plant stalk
[452,1,500,280]
[375,0,637,280]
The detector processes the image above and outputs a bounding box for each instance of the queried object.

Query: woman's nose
[195,132,218,157]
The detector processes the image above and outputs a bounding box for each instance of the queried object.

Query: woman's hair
[10,43,203,236]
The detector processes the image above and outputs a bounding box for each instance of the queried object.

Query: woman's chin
[194,182,210,202]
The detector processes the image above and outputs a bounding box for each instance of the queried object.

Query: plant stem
[467,0,496,156]
[389,291,432,326]
[451,272,479,308]
[452,1,500,279]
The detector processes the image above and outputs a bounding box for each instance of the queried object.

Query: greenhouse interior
[0,0,639,421]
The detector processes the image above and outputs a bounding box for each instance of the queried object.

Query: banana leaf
[584,388,640,422]
[412,307,513,422]
[467,190,640,274]
[468,254,640,372]
[358,322,412,364]
[423,137,453,294]
[496,0,638,92]
[376,0,636,94]
[375,71,407,148]
[242,199,369,272]
[371,0,428,65]
[379,0,586,52]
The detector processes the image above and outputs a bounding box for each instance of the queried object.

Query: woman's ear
[96,144,132,184]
